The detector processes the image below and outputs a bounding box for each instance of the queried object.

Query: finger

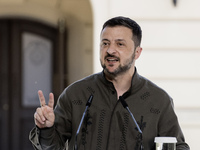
[38,90,46,107]
[48,93,54,108]
[34,111,45,125]
[36,107,46,122]
[34,112,44,125]
[35,118,45,128]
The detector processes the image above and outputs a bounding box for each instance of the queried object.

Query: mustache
[104,54,120,60]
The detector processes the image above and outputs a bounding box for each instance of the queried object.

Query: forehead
[100,26,133,40]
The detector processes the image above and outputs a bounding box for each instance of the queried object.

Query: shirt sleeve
[29,125,67,150]
[29,126,42,150]
[158,97,190,150]
[29,89,72,150]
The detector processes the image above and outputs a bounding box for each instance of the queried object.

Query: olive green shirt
[29,68,190,150]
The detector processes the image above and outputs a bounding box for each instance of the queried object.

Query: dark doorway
[0,19,66,150]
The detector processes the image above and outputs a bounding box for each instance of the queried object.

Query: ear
[134,46,142,60]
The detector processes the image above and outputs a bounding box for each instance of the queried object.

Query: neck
[105,67,135,98]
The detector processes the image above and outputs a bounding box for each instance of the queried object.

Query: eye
[101,41,109,47]
[117,42,124,47]
[103,42,108,45]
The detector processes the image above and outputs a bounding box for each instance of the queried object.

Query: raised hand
[34,90,55,128]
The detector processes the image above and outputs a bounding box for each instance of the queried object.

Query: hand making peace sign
[34,90,55,128]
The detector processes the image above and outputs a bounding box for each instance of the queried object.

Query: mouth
[106,57,119,63]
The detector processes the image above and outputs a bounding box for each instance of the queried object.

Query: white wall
[91,0,200,149]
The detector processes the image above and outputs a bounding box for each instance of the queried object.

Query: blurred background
[0,0,199,149]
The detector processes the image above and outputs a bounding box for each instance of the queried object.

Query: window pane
[22,32,52,107]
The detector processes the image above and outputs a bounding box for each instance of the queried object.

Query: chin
[104,68,118,76]
[106,67,118,73]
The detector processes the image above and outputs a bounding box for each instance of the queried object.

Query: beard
[101,51,135,77]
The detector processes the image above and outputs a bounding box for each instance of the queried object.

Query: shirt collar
[100,67,143,97]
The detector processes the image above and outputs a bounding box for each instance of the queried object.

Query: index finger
[48,92,54,108]
[38,90,46,107]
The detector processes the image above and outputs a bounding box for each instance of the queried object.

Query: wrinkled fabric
[29,68,190,150]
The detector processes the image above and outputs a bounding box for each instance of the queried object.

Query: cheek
[118,50,131,58]
[100,49,105,60]
[100,47,107,55]
[120,51,134,61]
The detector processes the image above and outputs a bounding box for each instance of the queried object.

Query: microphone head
[119,96,128,108]
[86,94,93,107]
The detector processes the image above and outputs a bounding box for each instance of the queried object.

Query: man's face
[100,26,138,76]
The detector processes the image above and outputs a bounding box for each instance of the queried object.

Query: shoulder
[61,72,103,95]
[56,72,102,106]
[71,72,102,86]
[139,75,173,105]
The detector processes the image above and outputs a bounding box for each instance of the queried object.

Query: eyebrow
[101,39,110,42]
[101,39,126,42]
[115,39,126,42]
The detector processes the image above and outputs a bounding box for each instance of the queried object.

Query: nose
[106,44,116,54]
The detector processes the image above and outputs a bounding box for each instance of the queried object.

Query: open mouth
[106,57,119,62]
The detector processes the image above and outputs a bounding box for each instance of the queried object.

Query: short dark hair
[102,16,142,47]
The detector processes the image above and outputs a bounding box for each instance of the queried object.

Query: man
[30,16,190,150]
